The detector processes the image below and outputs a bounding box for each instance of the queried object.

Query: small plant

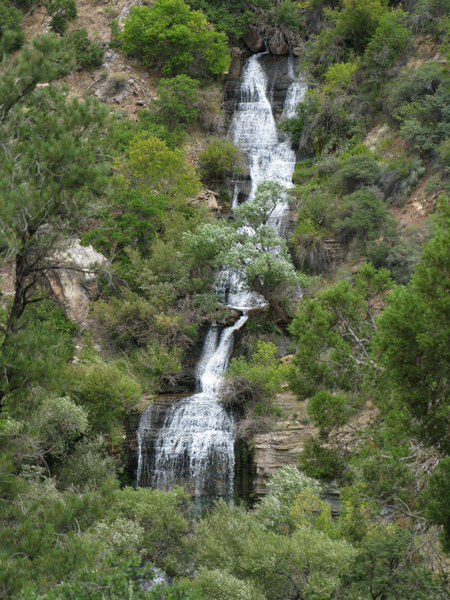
[68,29,104,69]
[45,0,77,34]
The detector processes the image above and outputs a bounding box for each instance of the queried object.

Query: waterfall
[136,53,305,497]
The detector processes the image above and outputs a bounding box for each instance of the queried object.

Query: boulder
[45,239,107,326]
[242,26,264,53]
[269,38,289,56]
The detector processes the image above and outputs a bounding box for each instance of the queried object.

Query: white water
[137,54,305,497]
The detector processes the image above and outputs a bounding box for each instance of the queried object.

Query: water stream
[136,53,306,497]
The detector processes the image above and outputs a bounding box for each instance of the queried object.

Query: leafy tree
[388,62,450,155]
[374,198,450,452]
[122,0,230,78]
[364,10,412,81]
[337,0,386,53]
[118,133,201,200]
[0,0,24,55]
[0,37,114,384]
[289,263,391,398]
[185,181,299,320]
[68,359,142,434]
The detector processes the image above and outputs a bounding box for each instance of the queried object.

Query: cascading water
[136,52,306,497]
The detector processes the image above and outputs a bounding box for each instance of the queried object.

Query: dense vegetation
[0,0,449,598]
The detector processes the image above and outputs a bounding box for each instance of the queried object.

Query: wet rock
[269,38,289,56]
[218,308,242,327]
[242,26,264,53]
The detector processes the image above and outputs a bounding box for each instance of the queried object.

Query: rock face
[45,239,107,326]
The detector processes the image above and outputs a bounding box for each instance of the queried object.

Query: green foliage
[68,360,142,434]
[187,0,271,39]
[0,302,77,403]
[122,0,230,79]
[151,75,200,130]
[119,133,201,200]
[336,188,393,245]
[34,396,89,459]
[192,569,266,600]
[324,61,358,91]
[337,0,386,53]
[198,137,245,185]
[374,198,450,452]
[0,0,24,55]
[68,28,104,70]
[299,436,349,481]
[423,457,450,552]
[225,340,288,415]
[339,153,382,193]
[283,88,353,154]
[108,486,190,569]
[308,390,350,439]
[346,525,432,600]
[189,496,355,600]
[44,0,77,34]
[289,263,391,398]
[388,62,450,155]
[185,182,299,319]
[364,10,412,79]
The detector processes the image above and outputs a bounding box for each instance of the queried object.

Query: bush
[336,188,391,244]
[150,75,200,130]
[308,390,350,439]
[192,569,266,600]
[364,10,412,79]
[68,28,104,69]
[388,62,450,155]
[339,154,382,193]
[0,0,24,55]
[337,0,385,53]
[69,361,142,433]
[198,137,245,184]
[122,0,230,79]
[35,396,89,458]
[45,0,77,34]
[300,436,348,480]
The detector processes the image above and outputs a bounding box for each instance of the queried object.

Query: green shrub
[122,0,230,79]
[151,74,200,130]
[300,436,348,480]
[339,154,382,193]
[364,10,412,78]
[68,28,104,69]
[35,396,89,459]
[198,137,245,184]
[45,0,77,34]
[0,0,24,54]
[388,62,450,155]
[192,569,266,600]
[308,390,350,440]
[69,361,142,433]
[57,438,116,490]
[336,188,391,244]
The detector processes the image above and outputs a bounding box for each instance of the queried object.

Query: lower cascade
[136,52,306,498]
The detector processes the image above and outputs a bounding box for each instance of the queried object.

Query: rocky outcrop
[242,26,265,53]
[45,239,107,327]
